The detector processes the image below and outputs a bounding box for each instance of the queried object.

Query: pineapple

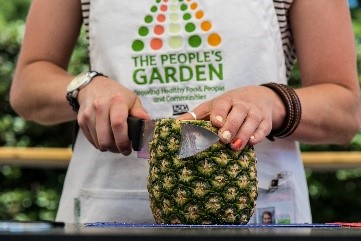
[147,118,258,225]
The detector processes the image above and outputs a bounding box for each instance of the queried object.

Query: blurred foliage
[306,168,361,222]
[0,0,87,221]
[0,165,65,221]
[1,0,361,223]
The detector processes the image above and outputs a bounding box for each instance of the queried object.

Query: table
[1,223,361,241]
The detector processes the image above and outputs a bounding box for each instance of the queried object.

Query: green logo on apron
[131,0,222,52]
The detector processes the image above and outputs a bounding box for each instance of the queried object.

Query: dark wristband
[66,92,81,112]
[261,82,302,141]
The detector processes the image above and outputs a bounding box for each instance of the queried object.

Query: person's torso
[87,0,287,117]
[57,0,311,224]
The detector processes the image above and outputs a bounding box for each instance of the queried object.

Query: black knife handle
[127,116,144,151]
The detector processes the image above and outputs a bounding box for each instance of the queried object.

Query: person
[262,210,273,225]
[9,0,361,224]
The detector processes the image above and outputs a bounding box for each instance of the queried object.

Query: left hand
[177,85,286,150]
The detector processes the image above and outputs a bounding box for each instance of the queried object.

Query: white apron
[56,0,312,224]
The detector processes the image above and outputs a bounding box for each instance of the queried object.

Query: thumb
[129,97,151,120]
[176,100,211,121]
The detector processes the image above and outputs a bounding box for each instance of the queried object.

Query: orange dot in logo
[154,25,164,35]
[195,10,204,19]
[208,33,221,47]
[163,0,168,2]
[160,5,167,12]
[151,38,163,50]
[201,21,212,32]
[190,3,197,10]
[157,14,166,22]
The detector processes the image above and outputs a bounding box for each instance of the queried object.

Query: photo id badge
[254,171,296,224]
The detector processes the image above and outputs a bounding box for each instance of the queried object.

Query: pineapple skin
[148,118,258,225]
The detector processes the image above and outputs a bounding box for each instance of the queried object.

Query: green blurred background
[1,0,361,222]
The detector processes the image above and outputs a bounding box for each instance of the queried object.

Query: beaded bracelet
[261,82,302,141]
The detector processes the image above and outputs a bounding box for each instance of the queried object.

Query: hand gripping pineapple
[148,118,258,224]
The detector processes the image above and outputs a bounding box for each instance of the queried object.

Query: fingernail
[215,115,223,123]
[232,138,242,149]
[222,130,232,142]
[250,135,255,141]
[123,149,132,156]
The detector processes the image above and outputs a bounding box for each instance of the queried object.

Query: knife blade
[127,117,220,159]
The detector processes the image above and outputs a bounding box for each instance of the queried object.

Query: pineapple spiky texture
[147,118,258,225]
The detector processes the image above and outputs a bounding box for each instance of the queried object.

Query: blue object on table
[85,222,342,228]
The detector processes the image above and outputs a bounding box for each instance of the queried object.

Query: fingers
[191,102,212,120]
[221,106,272,150]
[109,96,150,155]
[78,95,126,154]
[94,97,118,152]
[209,96,232,128]
[228,106,272,150]
[176,100,212,121]
[76,79,150,155]
[78,102,99,149]
[207,90,274,151]
[176,96,272,151]
[217,102,249,145]
[248,119,272,145]
[129,97,151,120]
[212,101,257,150]
[109,95,132,155]
[176,111,197,121]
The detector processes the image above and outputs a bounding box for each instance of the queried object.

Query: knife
[127,116,220,159]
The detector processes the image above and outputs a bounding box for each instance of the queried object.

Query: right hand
[76,76,150,155]
[177,85,286,150]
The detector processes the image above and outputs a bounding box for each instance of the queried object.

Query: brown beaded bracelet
[261,82,302,141]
